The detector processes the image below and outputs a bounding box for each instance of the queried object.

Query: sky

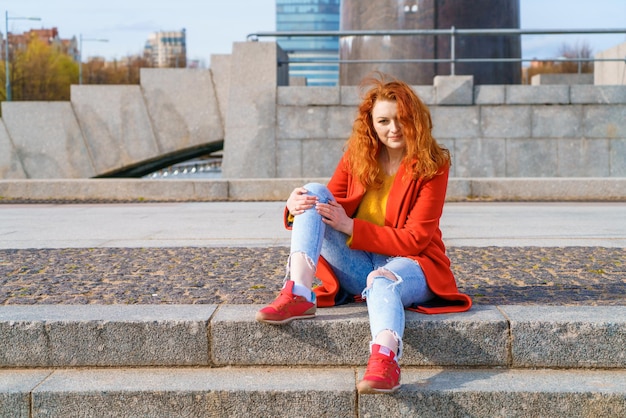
[4,0,626,67]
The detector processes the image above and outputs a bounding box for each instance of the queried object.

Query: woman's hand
[287,187,318,216]
[316,200,354,236]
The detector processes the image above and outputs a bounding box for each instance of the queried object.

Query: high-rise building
[144,29,187,68]
[340,0,521,85]
[276,0,340,86]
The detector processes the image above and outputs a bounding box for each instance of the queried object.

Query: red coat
[285,156,472,314]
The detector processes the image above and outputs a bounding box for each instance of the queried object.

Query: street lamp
[79,34,108,85]
[5,11,41,101]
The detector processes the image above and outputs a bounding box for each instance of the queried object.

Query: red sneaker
[255,281,316,325]
[357,344,401,394]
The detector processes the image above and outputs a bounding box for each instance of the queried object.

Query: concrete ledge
[0,370,51,416]
[1,178,625,202]
[363,368,626,417]
[502,305,626,368]
[461,177,626,201]
[213,305,508,367]
[2,368,624,417]
[1,305,624,369]
[0,305,215,367]
[29,368,355,417]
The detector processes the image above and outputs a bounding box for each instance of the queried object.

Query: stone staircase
[1,303,625,417]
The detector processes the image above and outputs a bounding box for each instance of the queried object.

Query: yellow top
[354,171,396,226]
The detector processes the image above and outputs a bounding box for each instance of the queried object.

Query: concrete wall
[276,82,626,178]
[0,41,624,180]
[595,41,626,86]
[0,69,225,179]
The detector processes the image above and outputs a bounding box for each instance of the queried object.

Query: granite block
[211,304,371,366]
[276,138,303,177]
[445,178,470,200]
[501,305,626,368]
[0,120,26,179]
[209,54,232,124]
[0,305,215,367]
[532,105,584,138]
[454,138,506,177]
[402,306,509,367]
[212,305,508,367]
[227,178,327,201]
[481,106,532,139]
[506,85,570,104]
[140,68,224,154]
[474,85,505,105]
[71,85,159,175]
[302,138,344,177]
[276,105,328,140]
[468,177,626,201]
[506,138,558,177]
[31,368,355,418]
[277,86,340,106]
[0,179,228,201]
[327,105,357,139]
[434,75,474,105]
[413,85,436,105]
[584,104,626,139]
[360,369,626,417]
[0,370,51,418]
[2,102,95,179]
[431,106,480,139]
[557,138,610,177]
[340,85,360,105]
[610,139,626,177]
[437,138,456,177]
[595,42,626,85]
[571,85,626,104]
[221,42,279,178]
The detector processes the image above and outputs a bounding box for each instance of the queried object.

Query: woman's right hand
[287,187,318,216]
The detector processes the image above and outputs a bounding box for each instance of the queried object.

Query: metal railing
[247,28,626,75]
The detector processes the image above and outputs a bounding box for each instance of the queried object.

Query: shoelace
[271,290,300,308]
[365,356,397,379]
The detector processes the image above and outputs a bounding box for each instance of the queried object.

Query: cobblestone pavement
[1,247,624,306]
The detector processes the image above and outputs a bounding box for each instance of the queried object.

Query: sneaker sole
[356,382,401,394]
[255,312,316,325]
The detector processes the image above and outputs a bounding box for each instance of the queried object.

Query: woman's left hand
[316,200,354,236]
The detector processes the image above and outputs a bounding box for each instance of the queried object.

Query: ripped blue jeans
[290,183,435,357]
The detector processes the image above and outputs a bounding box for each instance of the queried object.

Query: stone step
[1,177,626,202]
[2,367,625,417]
[1,304,624,369]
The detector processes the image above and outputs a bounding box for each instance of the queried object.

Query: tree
[557,41,594,74]
[525,41,594,83]
[81,54,152,85]
[7,34,78,101]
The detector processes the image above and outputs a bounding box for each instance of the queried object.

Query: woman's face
[372,99,405,153]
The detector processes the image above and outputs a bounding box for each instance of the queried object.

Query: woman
[256,73,472,394]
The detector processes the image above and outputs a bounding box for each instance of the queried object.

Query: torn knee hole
[366,268,398,287]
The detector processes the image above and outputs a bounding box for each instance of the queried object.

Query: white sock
[292,283,312,302]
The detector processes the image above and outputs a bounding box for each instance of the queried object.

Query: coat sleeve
[326,155,364,217]
[349,168,449,257]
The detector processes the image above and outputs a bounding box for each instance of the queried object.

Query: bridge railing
[247,28,626,76]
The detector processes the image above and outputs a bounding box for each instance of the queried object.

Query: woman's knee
[366,268,398,288]
[303,183,331,200]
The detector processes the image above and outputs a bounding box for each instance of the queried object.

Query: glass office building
[276,0,340,86]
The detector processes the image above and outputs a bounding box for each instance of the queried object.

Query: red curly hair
[345,73,450,188]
